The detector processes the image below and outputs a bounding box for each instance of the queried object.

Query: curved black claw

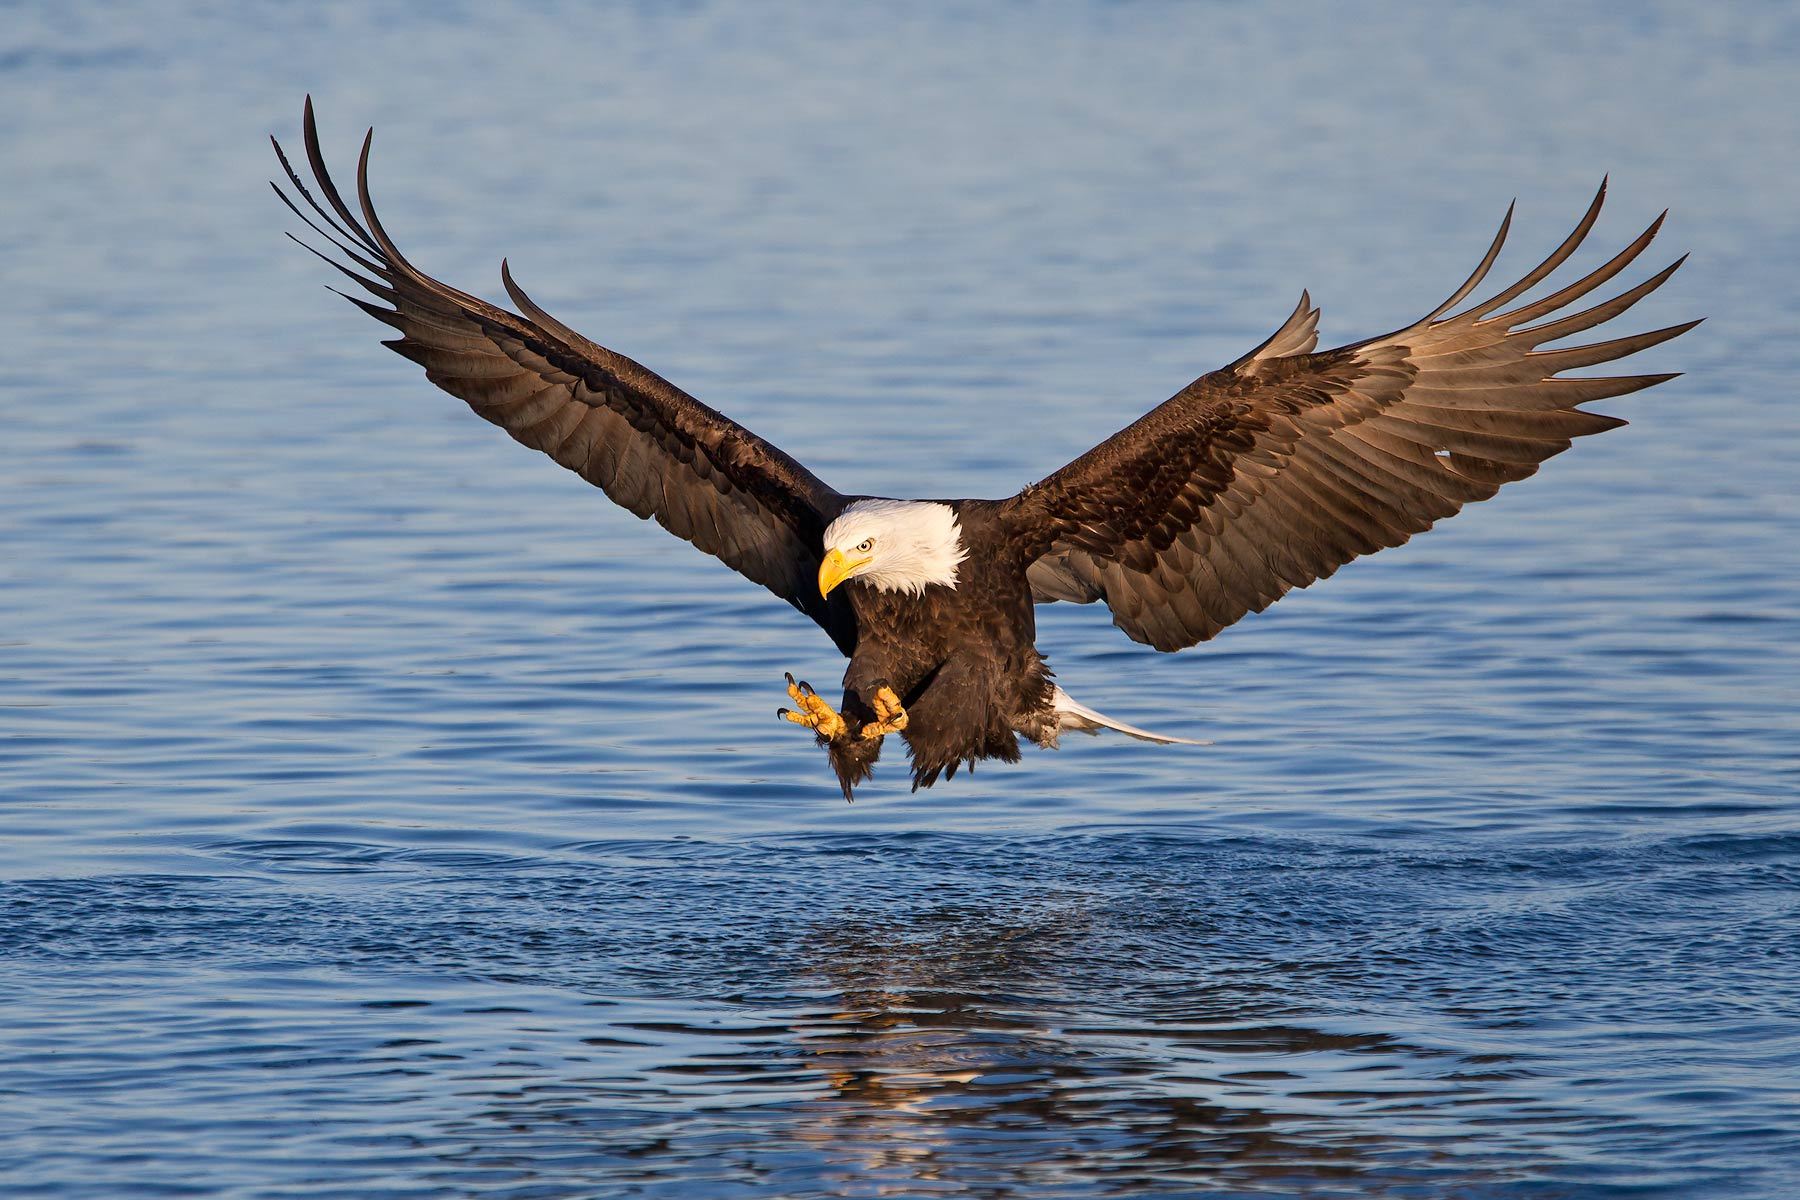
[780,672,847,739]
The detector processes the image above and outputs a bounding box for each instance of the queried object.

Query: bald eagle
[274,99,1695,799]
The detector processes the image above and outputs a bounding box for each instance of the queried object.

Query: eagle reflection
[784,905,1426,1188]
[436,900,1509,1193]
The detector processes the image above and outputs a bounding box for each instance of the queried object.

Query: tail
[1050,686,1209,746]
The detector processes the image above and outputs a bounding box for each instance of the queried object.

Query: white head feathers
[822,499,968,596]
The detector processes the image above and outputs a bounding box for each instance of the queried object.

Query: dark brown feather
[1008,182,1695,652]
[273,99,856,653]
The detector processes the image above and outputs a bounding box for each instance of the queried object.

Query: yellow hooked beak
[818,548,872,597]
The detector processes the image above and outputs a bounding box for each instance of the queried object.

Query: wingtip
[1582,178,1609,221]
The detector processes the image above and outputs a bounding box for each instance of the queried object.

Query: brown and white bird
[274,98,1696,799]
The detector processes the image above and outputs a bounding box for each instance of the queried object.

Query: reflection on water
[11,831,1792,1196]
[4,0,1800,1197]
[789,907,1451,1193]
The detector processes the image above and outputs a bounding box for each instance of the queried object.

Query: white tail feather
[1050,686,1209,746]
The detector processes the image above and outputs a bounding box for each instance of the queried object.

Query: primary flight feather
[274,98,1695,799]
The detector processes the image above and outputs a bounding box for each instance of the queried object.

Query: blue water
[3,3,1798,1196]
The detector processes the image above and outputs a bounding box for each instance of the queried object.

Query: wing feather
[274,99,855,653]
[1012,182,1694,651]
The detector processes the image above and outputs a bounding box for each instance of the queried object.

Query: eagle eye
[855,538,875,554]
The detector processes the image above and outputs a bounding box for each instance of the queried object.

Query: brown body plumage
[275,98,1695,799]
[828,505,1054,792]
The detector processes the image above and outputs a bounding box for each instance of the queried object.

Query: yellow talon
[778,673,847,740]
[860,685,909,739]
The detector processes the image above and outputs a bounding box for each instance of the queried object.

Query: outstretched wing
[1006,183,1696,652]
[273,98,856,654]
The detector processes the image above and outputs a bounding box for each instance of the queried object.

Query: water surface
[2,3,1797,1196]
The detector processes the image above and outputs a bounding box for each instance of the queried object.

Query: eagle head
[818,500,968,598]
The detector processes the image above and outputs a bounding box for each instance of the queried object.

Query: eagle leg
[859,685,909,740]
[778,673,847,740]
